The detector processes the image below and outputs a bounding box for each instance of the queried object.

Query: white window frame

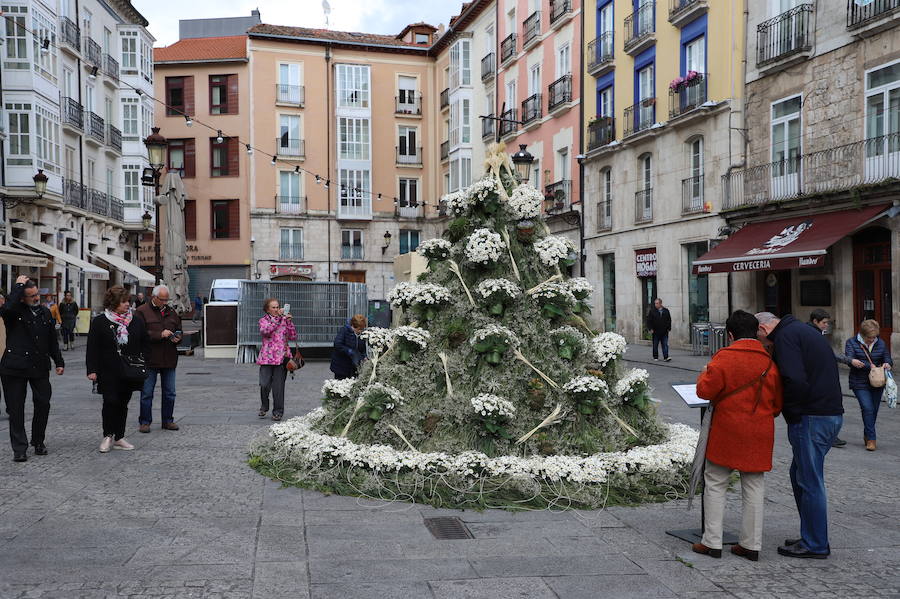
[556,43,571,77]
[864,59,900,177]
[599,167,612,230]
[35,104,60,171]
[336,64,370,109]
[398,229,420,255]
[278,63,303,104]
[121,31,137,70]
[770,94,802,195]
[121,98,138,137]
[398,125,418,158]
[449,39,472,90]
[338,169,371,218]
[278,170,303,212]
[123,165,139,205]
[280,228,304,260]
[6,102,31,157]
[338,117,369,160]
[3,5,28,65]
[279,114,303,154]
[687,137,704,210]
[529,64,541,96]
[599,86,613,117]
[32,9,57,83]
[341,229,364,260]
[399,177,419,208]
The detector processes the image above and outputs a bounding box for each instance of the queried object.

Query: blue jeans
[652,332,669,359]
[786,414,842,553]
[853,387,883,441]
[139,368,176,425]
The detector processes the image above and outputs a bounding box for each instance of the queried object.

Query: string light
[246,143,253,156]
[88,65,98,78]
[184,115,193,127]
[40,38,49,53]
[294,165,300,173]
[215,130,224,144]
[271,156,277,166]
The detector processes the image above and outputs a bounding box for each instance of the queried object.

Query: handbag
[860,343,886,388]
[284,344,305,372]
[118,349,149,384]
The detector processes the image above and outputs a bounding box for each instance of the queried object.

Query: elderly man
[0,276,64,462]
[756,311,843,559]
[136,284,182,433]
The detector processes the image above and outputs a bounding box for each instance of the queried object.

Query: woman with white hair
[844,320,893,451]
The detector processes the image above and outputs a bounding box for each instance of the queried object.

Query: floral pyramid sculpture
[250,144,698,509]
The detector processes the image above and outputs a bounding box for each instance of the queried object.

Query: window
[556,43,571,77]
[685,36,705,74]
[279,114,302,154]
[210,199,239,239]
[6,104,30,156]
[399,178,418,207]
[449,39,471,89]
[415,32,430,44]
[167,138,195,177]
[184,199,197,240]
[141,39,152,83]
[165,76,193,116]
[32,9,57,82]
[598,86,613,117]
[687,137,703,211]
[599,168,612,230]
[398,126,418,157]
[279,171,302,213]
[462,99,471,144]
[398,75,417,108]
[529,64,541,96]
[771,96,801,185]
[141,105,152,138]
[105,167,114,197]
[278,63,303,103]
[602,253,616,331]
[122,98,138,136]
[640,154,652,190]
[449,157,472,191]
[341,229,364,259]
[4,5,28,66]
[338,117,369,159]
[339,169,370,214]
[280,228,303,260]
[506,79,517,109]
[638,153,652,221]
[686,242,710,323]
[121,32,137,69]
[865,61,900,163]
[556,147,569,182]
[209,74,237,114]
[398,230,420,254]
[638,64,654,129]
[336,64,370,108]
[123,165,139,205]
[35,105,60,170]
[210,137,237,177]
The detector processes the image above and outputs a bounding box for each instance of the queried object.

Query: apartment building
[1,0,155,309]
[580,0,744,346]
[151,35,253,299]
[703,0,900,351]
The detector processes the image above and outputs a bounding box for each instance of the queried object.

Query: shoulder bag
[284,344,305,373]
[860,343,886,388]
[118,348,149,384]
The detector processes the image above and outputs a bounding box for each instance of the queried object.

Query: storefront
[635,248,657,340]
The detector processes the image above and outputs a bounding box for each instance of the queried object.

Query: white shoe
[99,435,114,453]
[113,438,135,451]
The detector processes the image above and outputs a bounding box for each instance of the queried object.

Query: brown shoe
[731,544,759,561]
[691,543,721,558]
[161,422,180,431]
[139,424,151,434]
[865,439,876,451]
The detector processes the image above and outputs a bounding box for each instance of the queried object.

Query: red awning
[693,205,889,274]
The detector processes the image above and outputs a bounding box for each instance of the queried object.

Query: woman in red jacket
[692,310,783,561]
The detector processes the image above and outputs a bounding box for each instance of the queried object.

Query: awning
[693,204,889,274]
[13,239,109,280]
[89,252,155,287]
[0,244,48,268]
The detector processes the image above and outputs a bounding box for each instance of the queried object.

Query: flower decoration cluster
[474,278,522,301]
[387,282,452,309]
[321,378,357,400]
[530,281,577,305]
[441,190,472,216]
[566,277,594,299]
[360,383,405,421]
[470,393,516,419]
[563,375,609,395]
[465,228,506,265]
[416,238,453,261]
[359,327,394,352]
[393,326,431,350]
[534,236,577,267]
[467,177,499,204]
[614,368,650,400]
[590,332,628,367]
[507,184,543,220]
[469,324,521,349]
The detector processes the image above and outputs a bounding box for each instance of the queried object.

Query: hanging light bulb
[315,175,322,185]
[294,165,300,173]
[41,39,50,54]
[216,130,224,144]
[245,143,253,156]
[271,156,277,166]
[323,179,330,189]
[184,115,193,127]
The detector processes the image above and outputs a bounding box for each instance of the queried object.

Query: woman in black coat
[86,286,149,452]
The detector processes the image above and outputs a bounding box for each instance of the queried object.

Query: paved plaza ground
[0,341,898,598]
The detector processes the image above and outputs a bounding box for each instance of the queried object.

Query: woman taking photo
[257,298,297,421]
[86,286,149,452]
[844,319,893,451]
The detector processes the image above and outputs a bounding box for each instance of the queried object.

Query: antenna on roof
[322,0,331,28]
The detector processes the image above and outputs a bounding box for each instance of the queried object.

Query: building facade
[1,0,154,310]
[580,0,745,346]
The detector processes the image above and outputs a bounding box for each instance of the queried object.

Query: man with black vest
[1,275,65,462]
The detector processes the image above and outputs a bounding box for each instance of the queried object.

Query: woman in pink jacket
[257,297,297,421]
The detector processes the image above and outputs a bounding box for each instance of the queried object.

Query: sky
[134,0,457,47]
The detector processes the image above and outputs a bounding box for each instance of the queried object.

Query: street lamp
[33,170,48,198]
[142,127,168,283]
[141,211,152,230]
[510,144,534,184]
[0,169,51,207]
[381,231,392,255]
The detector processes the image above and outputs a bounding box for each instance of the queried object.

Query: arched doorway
[272,275,312,282]
[853,227,892,344]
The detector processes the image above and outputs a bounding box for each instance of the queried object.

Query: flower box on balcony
[669,70,702,91]
[641,97,656,108]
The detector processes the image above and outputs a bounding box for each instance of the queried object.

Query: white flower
[470,393,516,419]
[590,333,628,367]
[534,236,576,267]
[530,281,576,304]
[465,228,505,265]
[474,278,521,301]
[387,282,452,309]
[393,326,430,350]
[321,378,356,399]
[416,238,452,261]
[566,277,594,298]
[359,327,394,351]
[563,376,609,395]
[360,383,405,411]
[441,190,471,216]
[550,326,586,345]
[615,369,650,400]
[467,177,500,205]
[507,184,543,220]
[470,324,520,349]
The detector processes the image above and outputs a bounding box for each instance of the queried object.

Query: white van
[208,279,242,303]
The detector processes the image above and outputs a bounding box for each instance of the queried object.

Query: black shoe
[272,412,283,422]
[784,538,801,547]
[33,443,48,456]
[664,357,672,362]
[777,543,829,559]
[832,437,847,448]
[13,452,27,462]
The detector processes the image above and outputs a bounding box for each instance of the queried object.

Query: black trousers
[2,375,52,454]
[259,364,287,414]
[102,388,133,440]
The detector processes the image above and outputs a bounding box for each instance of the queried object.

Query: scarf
[104,309,133,346]
[857,333,875,352]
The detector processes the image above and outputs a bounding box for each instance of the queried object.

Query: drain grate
[423,516,473,540]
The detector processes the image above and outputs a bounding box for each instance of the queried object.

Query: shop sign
[635,248,657,278]
[270,263,316,278]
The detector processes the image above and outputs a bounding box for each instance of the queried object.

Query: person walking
[59,291,79,351]
[257,298,297,421]
[807,309,849,448]
[646,298,672,362]
[135,284,182,433]
[86,286,149,453]
[756,311,843,559]
[691,311,783,562]
[192,295,203,323]
[844,319,892,451]
[0,276,65,462]
[330,315,367,380]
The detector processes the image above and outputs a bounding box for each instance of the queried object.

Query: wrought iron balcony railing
[624,1,656,52]
[440,88,450,109]
[587,32,614,74]
[276,84,305,105]
[500,108,518,136]
[395,94,422,115]
[682,175,705,214]
[63,178,86,209]
[635,188,653,223]
[481,53,495,81]
[669,0,706,24]
[550,0,573,25]
[60,17,80,52]
[847,0,900,29]
[757,4,813,67]
[341,244,364,260]
[545,180,572,214]
[482,116,496,140]
[548,74,572,111]
[86,112,105,143]
[396,146,423,166]
[588,117,615,150]
[597,198,612,231]
[277,196,306,215]
[84,37,102,67]
[440,140,449,161]
[623,99,656,137]
[110,196,124,221]
[62,97,83,130]
[668,72,707,118]
[279,243,304,261]
[522,94,542,124]
[500,33,517,63]
[523,11,541,46]
[107,125,122,153]
[103,54,119,80]
[276,138,305,158]
[90,189,109,217]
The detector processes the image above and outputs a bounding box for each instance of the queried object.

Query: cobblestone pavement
[0,342,897,598]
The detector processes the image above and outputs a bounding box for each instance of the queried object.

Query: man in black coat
[1,276,65,462]
[646,298,672,361]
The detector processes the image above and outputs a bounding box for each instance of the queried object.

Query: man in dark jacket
[135,284,182,433]
[330,315,367,380]
[58,290,79,351]
[756,312,843,559]
[1,276,65,462]
[646,298,672,361]
[807,309,849,448]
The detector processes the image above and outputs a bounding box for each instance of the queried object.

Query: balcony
[397,198,423,219]
[623,99,656,137]
[522,94,542,125]
[61,97,83,131]
[338,196,372,220]
[668,0,708,28]
[550,0,573,27]
[276,84,305,106]
[587,117,615,150]
[106,125,122,154]
[396,146,423,166]
[668,72,708,119]
[440,140,449,161]
[276,138,305,158]
[587,33,615,76]
[341,244,364,260]
[60,17,80,54]
[545,180,572,214]
[624,1,656,55]
[85,112,105,144]
[440,88,450,110]
[110,196,124,222]
[63,178,86,210]
[500,33,517,64]
[90,189,109,217]
[482,116,496,140]
[500,108,518,137]
[597,198,612,232]
[635,189,653,224]
[757,4,813,70]
[395,94,422,116]
[277,196,306,215]
[84,37,102,68]
[103,54,119,81]
[681,175,705,214]
[523,12,542,49]
[279,243,304,261]
[548,74,572,113]
[847,0,900,32]
[481,53,496,82]
[723,133,900,210]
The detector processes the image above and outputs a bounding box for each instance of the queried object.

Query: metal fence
[236,280,368,362]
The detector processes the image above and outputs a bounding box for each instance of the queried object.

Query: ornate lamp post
[142,127,168,283]
[510,144,535,184]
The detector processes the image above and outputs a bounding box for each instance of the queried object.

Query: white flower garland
[507,184,543,220]
[566,277,594,298]
[474,278,521,301]
[387,282,452,309]
[465,228,506,265]
[562,375,609,395]
[360,383,405,411]
[321,378,356,400]
[615,368,650,400]
[534,236,576,267]
[416,238,452,261]
[268,408,699,485]
[393,326,431,350]
[590,332,628,367]
[470,324,521,349]
[359,327,394,352]
[441,190,471,216]
[530,281,576,304]
[550,326,586,348]
[470,393,516,419]
[467,177,500,204]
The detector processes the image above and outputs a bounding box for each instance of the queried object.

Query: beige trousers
[701,460,765,551]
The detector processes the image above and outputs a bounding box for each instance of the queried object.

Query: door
[638,65,654,129]
[763,270,792,317]
[688,138,703,211]
[771,96,801,198]
[556,43,571,77]
[684,36,705,109]
[641,276,657,340]
[853,228,893,344]
[599,4,614,59]
[339,270,366,283]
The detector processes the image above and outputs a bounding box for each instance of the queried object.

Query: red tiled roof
[154,36,247,63]
[248,24,428,49]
